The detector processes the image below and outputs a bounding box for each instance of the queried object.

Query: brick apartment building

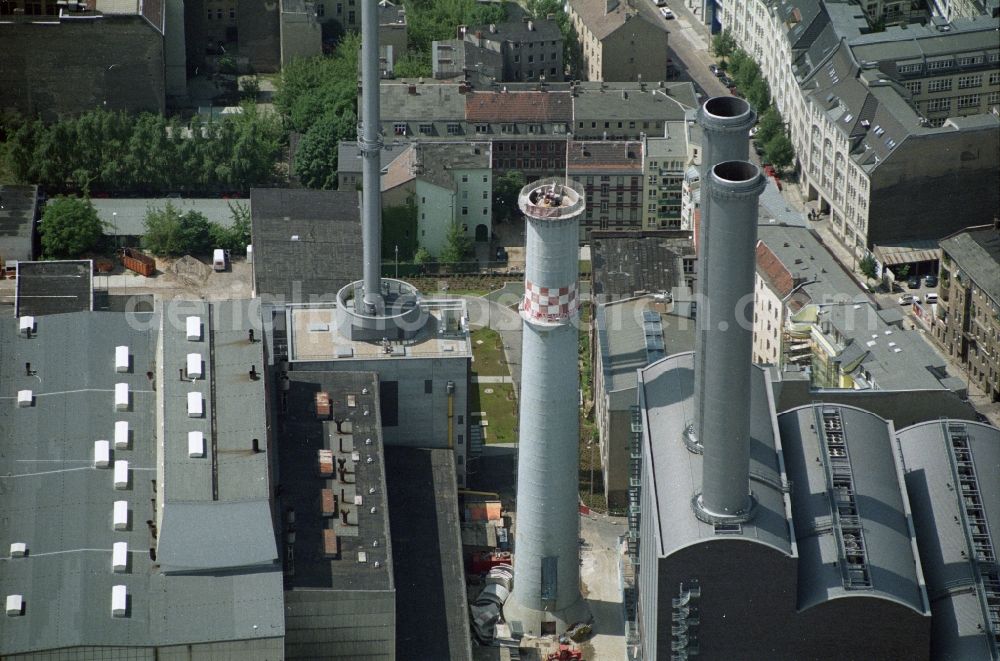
[568,141,644,241]
[933,224,1000,401]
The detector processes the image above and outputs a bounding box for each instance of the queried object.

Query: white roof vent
[17,390,33,408]
[186,353,203,380]
[10,542,27,558]
[113,460,129,490]
[358,551,368,563]
[114,383,129,411]
[113,500,129,530]
[187,392,203,418]
[94,440,111,468]
[18,315,35,336]
[6,594,24,616]
[188,431,205,458]
[111,585,127,617]
[114,421,129,450]
[186,316,202,341]
[115,346,129,373]
[112,542,128,573]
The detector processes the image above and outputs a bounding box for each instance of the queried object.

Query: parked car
[660,6,674,18]
[720,75,734,87]
[654,0,667,6]
[907,276,921,289]
[749,125,760,137]
[898,294,916,305]
[709,64,723,76]
[924,274,938,288]
[924,292,939,305]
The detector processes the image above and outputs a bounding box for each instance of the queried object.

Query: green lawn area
[471,327,509,376]
[470,383,518,444]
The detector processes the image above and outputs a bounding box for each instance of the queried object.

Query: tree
[394,51,432,78]
[438,222,473,269]
[382,200,418,260]
[859,254,878,280]
[209,201,252,254]
[240,76,261,101]
[413,246,433,265]
[296,110,356,189]
[39,196,105,259]
[711,30,736,61]
[492,169,525,223]
[763,133,795,171]
[745,75,771,113]
[142,203,214,256]
[756,107,784,145]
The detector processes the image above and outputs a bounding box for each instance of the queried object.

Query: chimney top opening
[712,160,760,185]
[703,96,752,120]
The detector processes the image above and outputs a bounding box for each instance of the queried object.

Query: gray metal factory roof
[596,296,696,405]
[896,419,1000,661]
[638,353,794,558]
[0,184,37,263]
[14,260,93,317]
[250,188,363,303]
[278,371,393,592]
[0,310,284,656]
[778,404,929,615]
[849,15,1000,62]
[591,231,693,300]
[940,225,1000,304]
[89,198,242,237]
[386,447,472,661]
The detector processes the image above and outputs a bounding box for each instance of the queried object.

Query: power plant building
[632,96,998,660]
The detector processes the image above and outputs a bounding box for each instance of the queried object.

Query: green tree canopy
[756,106,784,145]
[859,254,878,280]
[439,222,473,268]
[711,30,736,60]
[142,203,215,256]
[394,51,432,79]
[296,111,356,190]
[404,0,505,54]
[492,169,525,223]
[208,201,252,254]
[39,196,105,259]
[764,133,795,171]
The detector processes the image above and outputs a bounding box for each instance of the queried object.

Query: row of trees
[3,105,284,194]
[712,31,795,170]
[36,196,250,259]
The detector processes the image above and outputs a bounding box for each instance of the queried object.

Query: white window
[418,123,432,134]
[926,98,951,112]
[957,75,982,89]
[393,123,407,135]
[957,94,981,109]
[928,79,952,92]
[927,59,953,71]
[897,63,921,74]
[956,55,984,66]
[447,123,461,135]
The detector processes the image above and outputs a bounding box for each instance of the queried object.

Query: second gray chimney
[693,160,765,522]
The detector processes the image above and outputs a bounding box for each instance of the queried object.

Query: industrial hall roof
[250,188,363,303]
[895,419,1000,661]
[590,231,693,300]
[14,260,93,317]
[90,198,241,238]
[0,306,284,656]
[940,224,1000,303]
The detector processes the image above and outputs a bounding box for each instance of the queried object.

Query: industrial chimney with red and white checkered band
[503,178,590,635]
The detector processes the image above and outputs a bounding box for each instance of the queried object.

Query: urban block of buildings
[566,0,669,83]
[720,0,1000,268]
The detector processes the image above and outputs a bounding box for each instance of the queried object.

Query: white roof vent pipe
[114,421,129,450]
[113,500,129,530]
[94,440,111,468]
[111,585,127,617]
[113,460,129,490]
[115,346,129,373]
[114,383,129,411]
[18,316,35,337]
[187,353,203,380]
[6,594,24,616]
[186,316,202,341]
[187,392,203,418]
[188,431,205,458]
[10,542,27,558]
[17,390,33,408]
[112,542,128,573]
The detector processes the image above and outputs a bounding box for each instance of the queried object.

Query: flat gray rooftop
[0,184,36,263]
[278,371,393,592]
[0,310,283,656]
[591,231,693,300]
[15,260,93,317]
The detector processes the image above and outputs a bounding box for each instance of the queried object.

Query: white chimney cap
[94,440,111,468]
[16,390,32,408]
[113,500,129,530]
[18,316,35,335]
[188,431,205,458]
[186,316,202,341]
[9,542,27,558]
[187,392,203,418]
[113,460,129,489]
[114,383,129,411]
[186,353,203,379]
[112,542,128,572]
[115,346,129,373]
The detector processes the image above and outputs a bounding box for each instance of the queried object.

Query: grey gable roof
[941,225,1000,303]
